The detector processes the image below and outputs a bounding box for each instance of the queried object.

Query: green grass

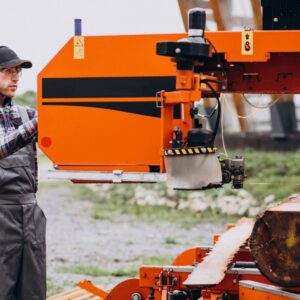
[68,184,103,202]
[228,149,300,203]
[47,276,64,297]
[141,256,173,265]
[68,184,239,227]
[164,237,178,245]
[91,195,238,227]
[56,265,138,277]
[14,90,36,109]
[38,180,69,190]
[37,154,51,165]
[56,256,173,281]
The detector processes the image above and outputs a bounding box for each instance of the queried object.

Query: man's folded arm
[0,117,37,159]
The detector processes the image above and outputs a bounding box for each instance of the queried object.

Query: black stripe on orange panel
[42,101,181,119]
[42,76,176,98]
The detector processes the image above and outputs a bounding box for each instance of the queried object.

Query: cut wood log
[250,194,300,287]
[183,218,254,286]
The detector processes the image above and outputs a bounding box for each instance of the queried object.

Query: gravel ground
[37,162,225,295]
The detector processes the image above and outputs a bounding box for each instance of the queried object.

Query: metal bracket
[47,168,167,183]
[112,170,123,183]
[156,90,165,108]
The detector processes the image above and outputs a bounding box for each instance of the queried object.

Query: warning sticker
[74,36,85,59]
[241,31,253,56]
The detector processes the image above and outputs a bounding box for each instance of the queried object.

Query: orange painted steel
[78,278,149,300]
[77,280,108,299]
[139,265,190,291]
[38,34,181,173]
[139,261,278,298]
[239,284,298,300]
[171,247,208,266]
[38,30,300,174]
[104,278,149,299]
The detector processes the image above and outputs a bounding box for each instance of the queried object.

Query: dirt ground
[38,162,225,295]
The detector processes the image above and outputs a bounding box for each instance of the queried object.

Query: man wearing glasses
[0,46,45,300]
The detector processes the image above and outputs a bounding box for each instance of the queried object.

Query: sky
[1,0,185,94]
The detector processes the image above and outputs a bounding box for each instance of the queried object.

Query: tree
[14,90,36,109]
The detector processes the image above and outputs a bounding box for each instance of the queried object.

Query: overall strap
[0,193,36,204]
[16,105,30,123]
[16,105,35,154]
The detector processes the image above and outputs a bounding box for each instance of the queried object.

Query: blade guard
[164,147,222,189]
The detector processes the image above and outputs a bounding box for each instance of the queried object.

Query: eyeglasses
[0,67,22,77]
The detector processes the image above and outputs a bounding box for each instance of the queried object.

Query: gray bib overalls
[0,106,46,300]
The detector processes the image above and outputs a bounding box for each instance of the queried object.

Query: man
[0,46,45,300]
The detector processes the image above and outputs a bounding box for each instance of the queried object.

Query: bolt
[273,17,279,22]
[131,293,142,300]
[175,48,181,54]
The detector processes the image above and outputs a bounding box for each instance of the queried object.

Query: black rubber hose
[201,79,221,146]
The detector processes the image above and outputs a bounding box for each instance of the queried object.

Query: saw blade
[183,217,254,286]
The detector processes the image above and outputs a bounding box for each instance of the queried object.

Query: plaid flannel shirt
[0,97,38,184]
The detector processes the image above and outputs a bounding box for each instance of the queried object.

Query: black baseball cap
[0,46,32,69]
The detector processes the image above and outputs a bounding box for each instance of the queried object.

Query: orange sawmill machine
[39,4,300,300]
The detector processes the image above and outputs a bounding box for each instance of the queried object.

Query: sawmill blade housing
[38,9,248,189]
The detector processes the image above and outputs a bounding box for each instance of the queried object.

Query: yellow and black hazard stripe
[164,147,217,156]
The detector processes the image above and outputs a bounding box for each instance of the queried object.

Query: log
[250,194,300,287]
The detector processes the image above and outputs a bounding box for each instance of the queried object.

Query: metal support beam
[178,0,188,32]
[209,0,225,30]
[233,94,248,133]
[250,0,262,30]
